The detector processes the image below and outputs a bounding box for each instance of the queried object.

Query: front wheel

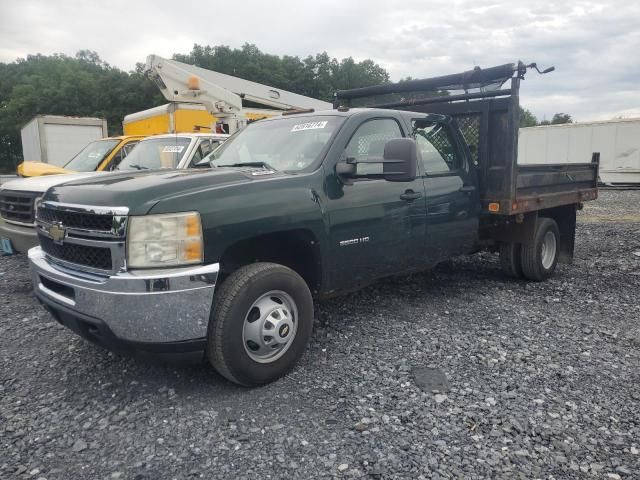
[207,262,314,386]
[520,218,560,281]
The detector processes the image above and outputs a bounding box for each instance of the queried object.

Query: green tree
[551,113,573,124]
[173,43,389,102]
[519,107,538,128]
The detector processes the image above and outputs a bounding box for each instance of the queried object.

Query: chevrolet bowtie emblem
[48,223,67,244]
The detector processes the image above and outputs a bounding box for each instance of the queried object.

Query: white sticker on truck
[162,145,185,153]
[291,121,328,132]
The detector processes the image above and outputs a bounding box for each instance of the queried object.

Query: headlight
[127,212,203,268]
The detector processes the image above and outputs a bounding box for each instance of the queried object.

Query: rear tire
[207,262,313,387]
[500,242,523,278]
[520,218,560,282]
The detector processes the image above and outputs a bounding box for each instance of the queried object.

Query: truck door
[326,117,427,290]
[411,118,480,264]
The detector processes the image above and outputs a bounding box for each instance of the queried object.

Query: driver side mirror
[336,138,418,182]
[381,138,418,182]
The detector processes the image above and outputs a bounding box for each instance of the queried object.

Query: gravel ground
[1,190,639,480]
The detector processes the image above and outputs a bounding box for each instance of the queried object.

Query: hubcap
[541,230,557,270]
[242,290,298,363]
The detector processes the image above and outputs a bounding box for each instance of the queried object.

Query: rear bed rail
[497,162,598,214]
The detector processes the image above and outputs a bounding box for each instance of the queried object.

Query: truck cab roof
[255,109,449,130]
[263,108,444,120]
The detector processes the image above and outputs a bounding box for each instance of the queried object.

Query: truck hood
[1,172,103,194]
[43,168,280,215]
[17,162,74,177]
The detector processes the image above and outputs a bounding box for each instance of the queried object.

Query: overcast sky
[2,0,639,121]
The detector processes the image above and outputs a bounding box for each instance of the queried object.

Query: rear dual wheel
[500,217,560,282]
[499,241,523,278]
[207,262,314,387]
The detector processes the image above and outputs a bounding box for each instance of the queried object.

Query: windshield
[117,137,192,170]
[64,139,120,171]
[206,115,343,171]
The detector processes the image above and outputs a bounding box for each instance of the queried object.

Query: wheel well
[219,230,322,293]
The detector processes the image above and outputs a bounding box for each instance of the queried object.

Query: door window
[122,141,139,156]
[104,141,139,171]
[191,138,223,165]
[412,121,461,174]
[345,119,403,175]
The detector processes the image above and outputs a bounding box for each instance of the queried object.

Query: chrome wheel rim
[541,231,557,270]
[242,290,298,364]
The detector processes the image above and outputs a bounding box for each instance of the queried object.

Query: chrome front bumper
[28,247,219,344]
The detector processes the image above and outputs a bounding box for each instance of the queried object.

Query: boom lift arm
[145,55,332,133]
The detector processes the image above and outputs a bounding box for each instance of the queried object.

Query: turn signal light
[488,202,500,212]
[183,239,203,262]
[185,214,201,237]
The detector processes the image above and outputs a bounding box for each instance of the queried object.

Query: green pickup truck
[28,62,598,386]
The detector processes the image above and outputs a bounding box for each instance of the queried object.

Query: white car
[0,133,228,252]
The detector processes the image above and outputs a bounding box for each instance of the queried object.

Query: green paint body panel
[42,109,486,295]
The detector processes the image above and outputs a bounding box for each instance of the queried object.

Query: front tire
[207,262,314,386]
[520,218,560,281]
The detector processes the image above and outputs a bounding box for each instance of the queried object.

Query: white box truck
[20,115,108,167]
[518,118,640,185]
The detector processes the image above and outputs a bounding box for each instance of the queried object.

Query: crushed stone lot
[1,190,639,479]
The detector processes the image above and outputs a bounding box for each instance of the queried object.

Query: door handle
[400,190,422,201]
[459,185,476,193]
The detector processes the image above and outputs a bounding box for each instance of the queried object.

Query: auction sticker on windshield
[162,146,185,153]
[291,121,328,132]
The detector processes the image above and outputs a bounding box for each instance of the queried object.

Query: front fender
[149,170,328,272]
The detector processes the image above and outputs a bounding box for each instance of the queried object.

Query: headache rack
[334,61,599,216]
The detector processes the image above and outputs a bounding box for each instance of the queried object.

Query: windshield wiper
[217,161,276,171]
[126,164,149,170]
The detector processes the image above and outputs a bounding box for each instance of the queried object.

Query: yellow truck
[123,102,279,136]
[17,135,144,177]
[123,103,215,135]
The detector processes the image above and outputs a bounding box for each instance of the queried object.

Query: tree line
[520,108,572,127]
[0,44,391,173]
[0,51,163,173]
[0,44,571,173]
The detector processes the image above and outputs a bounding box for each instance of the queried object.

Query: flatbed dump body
[510,162,598,214]
[334,61,599,216]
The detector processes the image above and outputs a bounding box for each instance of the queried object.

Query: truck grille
[0,191,38,224]
[39,234,113,271]
[37,206,114,232]
[35,203,127,274]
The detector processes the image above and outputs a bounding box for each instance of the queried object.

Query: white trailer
[20,115,108,167]
[518,118,640,185]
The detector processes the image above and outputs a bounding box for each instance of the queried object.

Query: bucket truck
[144,54,333,134]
